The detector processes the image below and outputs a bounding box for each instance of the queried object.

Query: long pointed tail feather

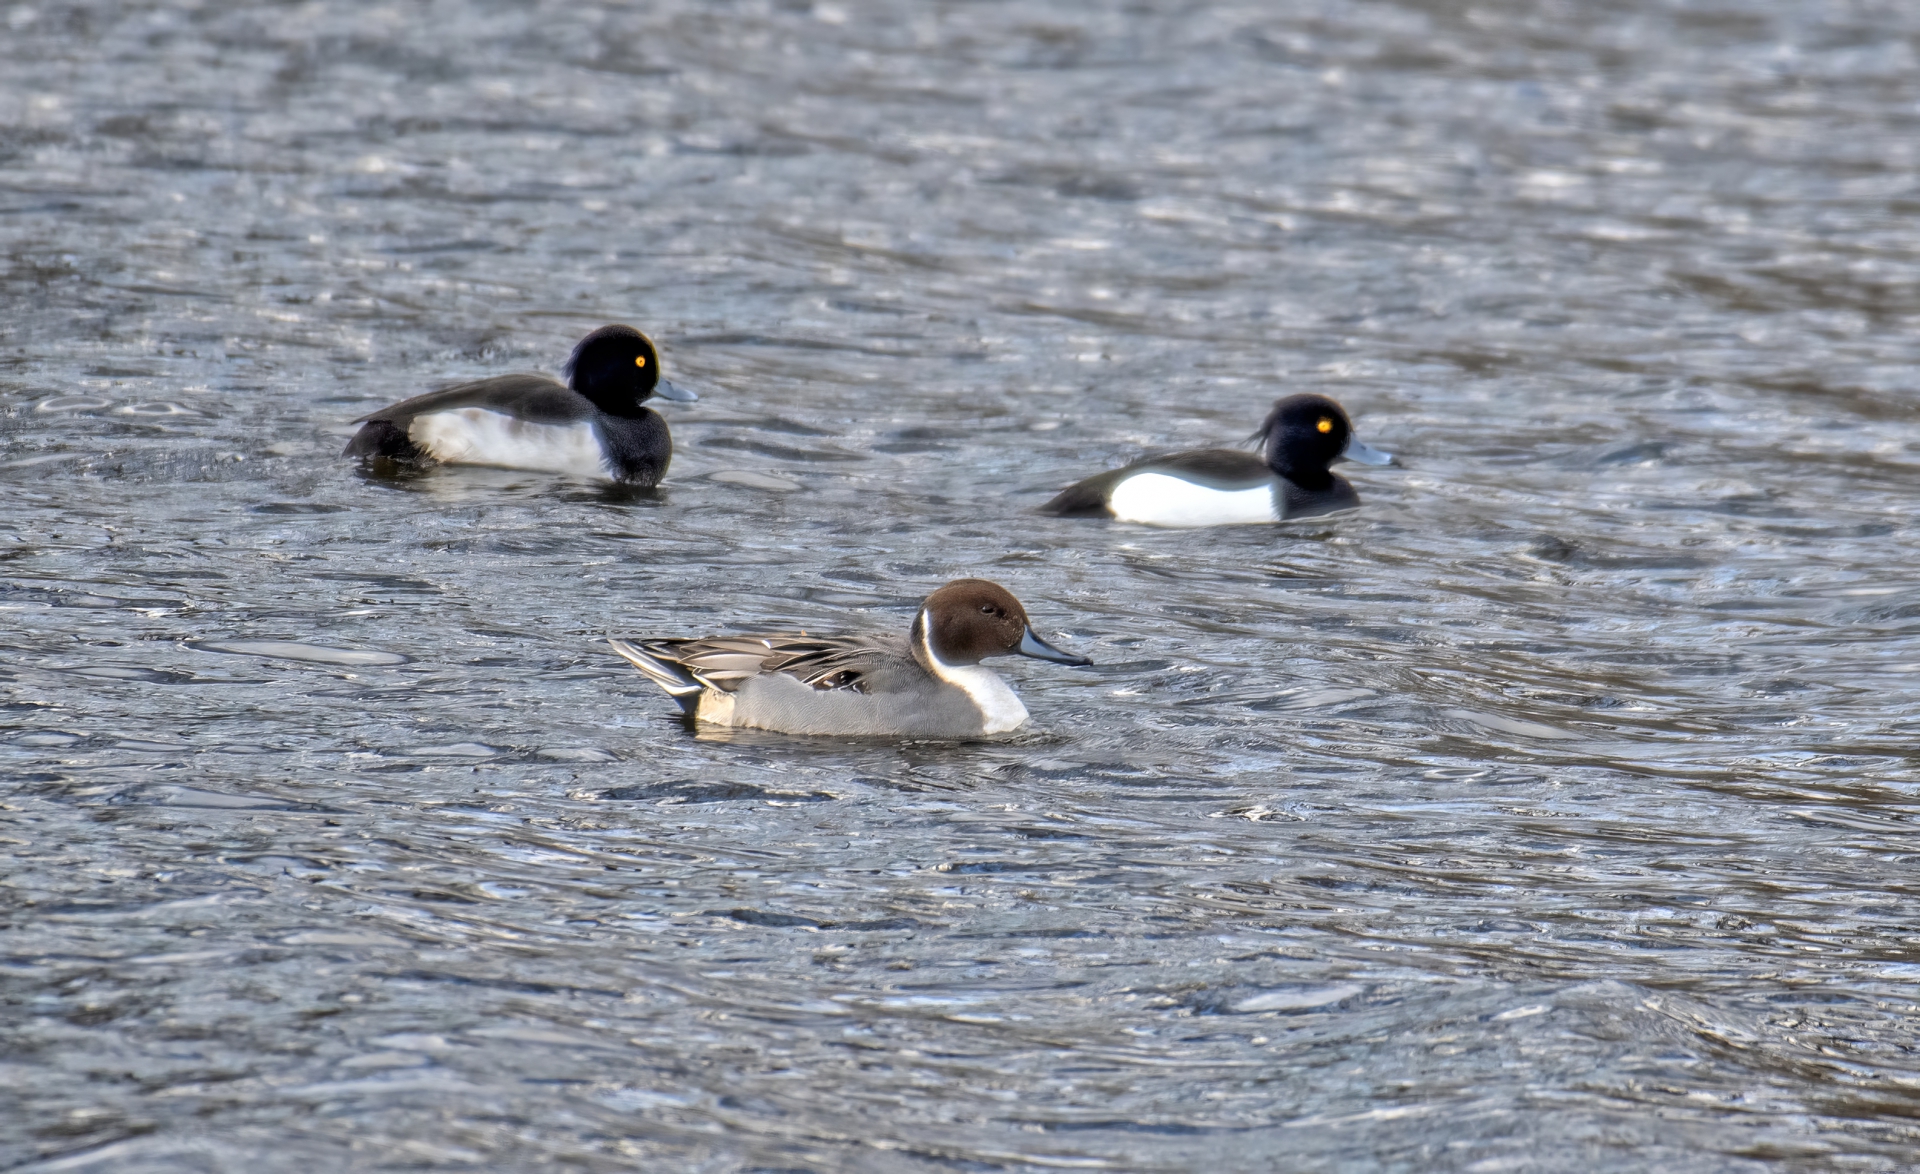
[607,638,703,716]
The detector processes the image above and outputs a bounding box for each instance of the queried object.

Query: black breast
[594,411,673,487]
[1278,473,1360,519]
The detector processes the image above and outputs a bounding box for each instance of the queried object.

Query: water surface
[4,1,1920,1170]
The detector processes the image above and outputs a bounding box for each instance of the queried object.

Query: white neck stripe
[915,608,1028,734]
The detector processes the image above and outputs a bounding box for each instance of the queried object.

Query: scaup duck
[1038,393,1391,526]
[343,324,696,485]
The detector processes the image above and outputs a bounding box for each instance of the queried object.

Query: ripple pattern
[4,1,1920,1170]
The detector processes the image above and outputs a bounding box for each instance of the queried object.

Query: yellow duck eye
[1316,417,1333,433]
[634,355,647,368]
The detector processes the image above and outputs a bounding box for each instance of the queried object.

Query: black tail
[1037,473,1120,518]
[342,419,424,461]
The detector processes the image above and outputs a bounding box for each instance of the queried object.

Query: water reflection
[5,0,1920,1170]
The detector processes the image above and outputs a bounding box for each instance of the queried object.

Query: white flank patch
[409,409,608,478]
[1106,472,1277,527]
[695,690,737,726]
[916,610,1028,734]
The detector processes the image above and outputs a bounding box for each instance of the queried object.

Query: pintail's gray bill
[1343,436,1393,465]
[1017,628,1091,666]
[653,379,698,403]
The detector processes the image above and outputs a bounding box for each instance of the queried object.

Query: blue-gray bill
[1343,436,1393,465]
[1017,628,1091,666]
[653,379,698,403]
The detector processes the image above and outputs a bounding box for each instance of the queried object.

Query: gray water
[4,1,1919,1170]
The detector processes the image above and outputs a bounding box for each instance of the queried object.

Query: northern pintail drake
[609,579,1091,737]
[1039,393,1392,526]
[343,324,697,486]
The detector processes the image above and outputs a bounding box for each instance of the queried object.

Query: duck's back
[1041,448,1278,524]
[1042,447,1365,525]
[356,374,593,428]
[649,633,1002,737]
[345,374,670,484]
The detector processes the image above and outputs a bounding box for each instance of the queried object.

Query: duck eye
[634,355,647,368]
[1316,417,1333,434]
[981,605,998,615]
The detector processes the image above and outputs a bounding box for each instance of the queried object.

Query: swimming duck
[609,579,1091,737]
[1038,393,1392,526]
[342,324,696,485]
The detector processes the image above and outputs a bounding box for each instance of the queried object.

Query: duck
[342,324,697,486]
[608,579,1091,737]
[1038,393,1392,526]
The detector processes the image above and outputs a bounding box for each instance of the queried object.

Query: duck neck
[580,387,652,419]
[1266,445,1334,491]
[911,610,1028,733]
[570,362,653,418]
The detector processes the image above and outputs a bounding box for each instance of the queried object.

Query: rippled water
[5,1,1920,1170]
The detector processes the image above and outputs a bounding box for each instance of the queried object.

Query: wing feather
[354,374,592,426]
[634,634,901,694]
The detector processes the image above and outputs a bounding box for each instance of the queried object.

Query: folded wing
[352,374,594,428]
[612,634,900,698]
